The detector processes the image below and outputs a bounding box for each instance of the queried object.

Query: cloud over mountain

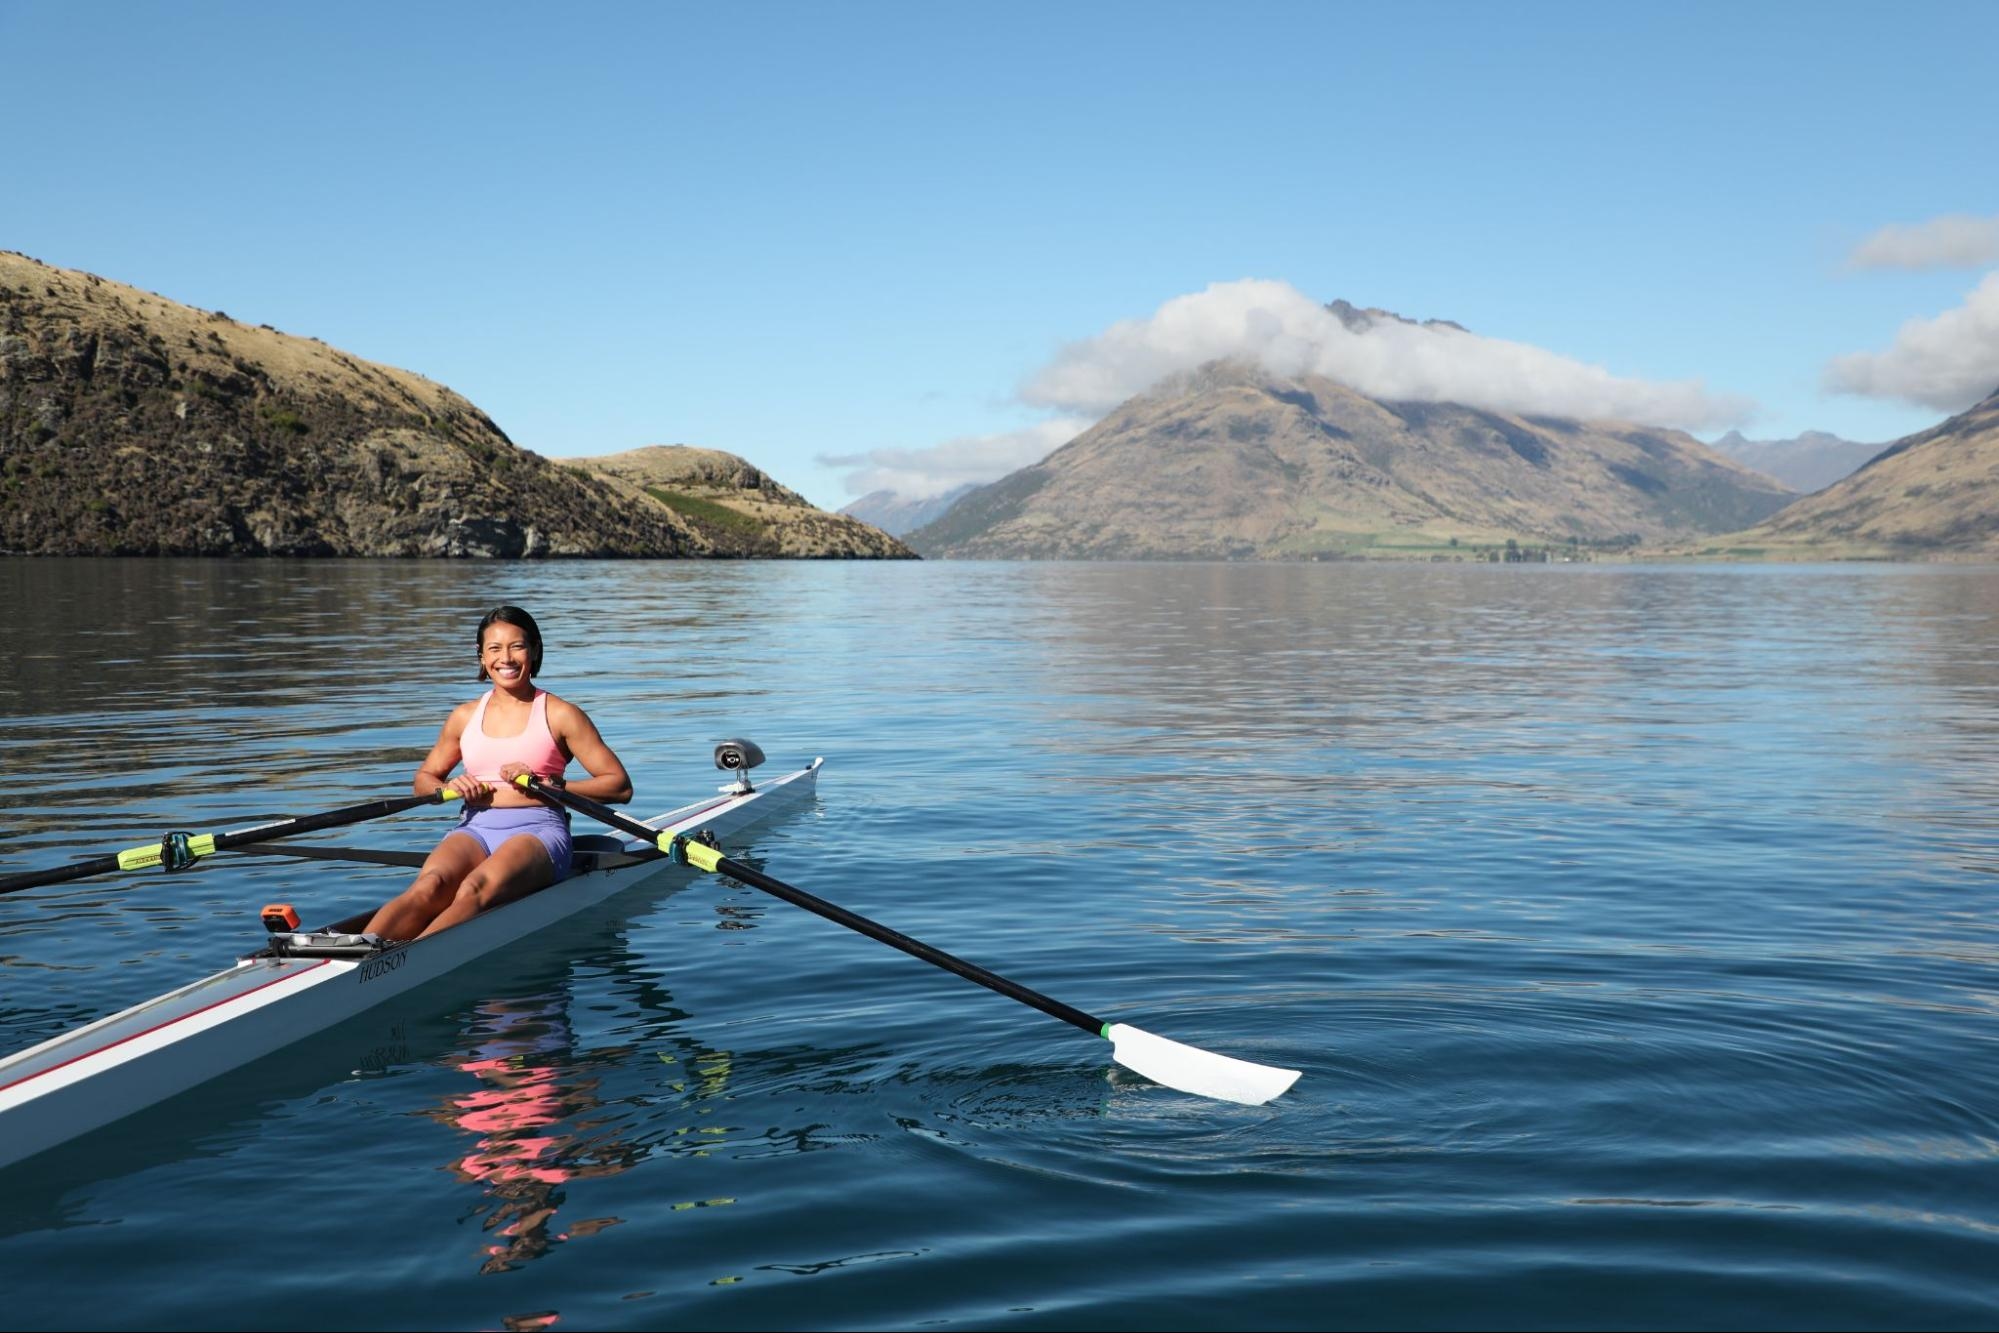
[1824,271,1999,413]
[1847,214,1999,271]
[1019,280,1752,428]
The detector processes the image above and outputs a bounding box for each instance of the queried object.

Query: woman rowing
[366,606,633,940]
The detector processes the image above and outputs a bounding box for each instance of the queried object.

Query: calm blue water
[1,558,1997,1330]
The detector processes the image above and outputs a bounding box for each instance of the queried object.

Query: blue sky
[4,1,1996,507]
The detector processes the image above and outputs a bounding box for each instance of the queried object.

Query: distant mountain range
[906,360,1796,559]
[841,484,978,536]
[0,251,909,558]
[1711,386,1999,558]
[1707,430,1883,494]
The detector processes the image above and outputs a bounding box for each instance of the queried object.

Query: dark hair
[475,605,545,680]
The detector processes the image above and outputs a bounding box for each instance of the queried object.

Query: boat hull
[0,759,820,1170]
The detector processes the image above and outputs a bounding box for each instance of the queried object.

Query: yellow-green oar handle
[115,833,219,872]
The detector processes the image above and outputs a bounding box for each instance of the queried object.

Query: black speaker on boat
[714,739,765,792]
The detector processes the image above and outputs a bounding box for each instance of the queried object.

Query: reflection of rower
[429,993,611,1273]
[429,985,749,1273]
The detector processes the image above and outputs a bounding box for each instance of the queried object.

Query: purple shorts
[450,805,573,880]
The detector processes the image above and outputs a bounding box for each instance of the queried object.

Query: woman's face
[480,621,534,686]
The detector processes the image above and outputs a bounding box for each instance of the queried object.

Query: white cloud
[1020,279,1750,429]
[1824,271,1999,413]
[821,417,1092,500]
[1848,214,1999,271]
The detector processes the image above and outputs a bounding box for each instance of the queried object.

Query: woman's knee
[450,870,493,909]
[454,858,543,913]
[408,869,457,905]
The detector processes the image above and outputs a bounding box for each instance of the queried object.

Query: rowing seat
[263,931,387,958]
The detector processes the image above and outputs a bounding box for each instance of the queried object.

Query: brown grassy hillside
[570,446,914,558]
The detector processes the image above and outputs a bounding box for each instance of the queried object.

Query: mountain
[1708,429,1883,494]
[569,446,913,557]
[1708,389,1999,557]
[0,252,898,558]
[906,361,1796,559]
[1324,298,1468,335]
[841,483,978,536]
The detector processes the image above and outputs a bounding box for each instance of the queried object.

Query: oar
[520,775,1299,1106]
[0,788,461,898]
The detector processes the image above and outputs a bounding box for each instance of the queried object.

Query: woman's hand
[450,773,496,806]
[499,762,568,808]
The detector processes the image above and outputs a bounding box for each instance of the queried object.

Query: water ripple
[3,561,1999,1329]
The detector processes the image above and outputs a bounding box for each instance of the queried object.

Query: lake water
[1,558,1997,1331]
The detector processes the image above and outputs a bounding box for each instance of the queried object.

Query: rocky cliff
[0,252,905,558]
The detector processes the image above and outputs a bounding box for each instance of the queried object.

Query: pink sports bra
[460,689,567,782]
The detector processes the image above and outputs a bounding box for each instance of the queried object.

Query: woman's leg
[365,833,487,939]
[416,834,556,938]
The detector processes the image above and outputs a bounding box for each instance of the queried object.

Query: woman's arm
[540,697,634,805]
[414,702,492,802]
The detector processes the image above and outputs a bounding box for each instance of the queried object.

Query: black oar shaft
[710,850,1106,1036]
[0,790,452,898]
[524,778,1108,1038]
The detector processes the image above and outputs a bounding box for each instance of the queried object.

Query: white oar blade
[1105,1023,1300,1106]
